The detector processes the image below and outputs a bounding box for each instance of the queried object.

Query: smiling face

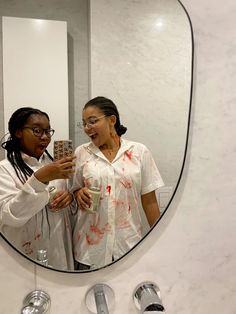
[82,106,117,148]
[15,113,52,159]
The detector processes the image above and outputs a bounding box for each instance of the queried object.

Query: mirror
[0,0,193,272]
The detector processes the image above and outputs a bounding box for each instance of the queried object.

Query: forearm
[144,203,161,227]
[141,191,161,227]
[0,175,49,228]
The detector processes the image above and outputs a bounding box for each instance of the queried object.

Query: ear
[109,115,117,126]
[15,129,23,139]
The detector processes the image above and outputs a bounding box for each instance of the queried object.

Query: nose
[40,132,51,142]
[84,123,92,130]
[41,132,49,139]
[84,124,93,134]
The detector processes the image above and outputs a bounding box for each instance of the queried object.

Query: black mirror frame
[0,0,194,274]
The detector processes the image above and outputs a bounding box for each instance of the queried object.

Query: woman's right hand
[34,156,76,184]
[74,187,91,210]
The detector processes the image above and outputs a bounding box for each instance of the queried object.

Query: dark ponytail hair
[83,96,127,136]
[1,107,53,183]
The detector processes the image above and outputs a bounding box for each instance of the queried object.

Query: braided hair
[83,96,127,136]
[1,107,53,184]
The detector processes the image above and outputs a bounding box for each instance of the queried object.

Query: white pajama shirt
[0,153,74,270]
[72,139,164,268]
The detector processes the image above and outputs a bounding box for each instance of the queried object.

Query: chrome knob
[133,281,165,313]
[21,290,51,314]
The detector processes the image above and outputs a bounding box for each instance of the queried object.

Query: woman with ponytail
[0,107,75,270]
[72,96,164,269]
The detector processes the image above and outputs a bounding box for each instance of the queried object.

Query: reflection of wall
[90,0,192,189]
[1,1,236,314]
[0,0,89,161]
[2,16,69,154]
[0,1,89,312]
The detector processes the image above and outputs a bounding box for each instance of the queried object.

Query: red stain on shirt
[120,179,132,189]
[86,234,98,245]
[116,218,130,229]
[34,233,41,240]
[90,225,104,236]
[90,224,111,234]
[125,151,132,160]
[86,223,111,245]
[22,241,33,255]
[106,185,111,195]
[112,199,125,207]
[22,241,31,247]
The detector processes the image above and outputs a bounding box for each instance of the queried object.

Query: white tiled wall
[1,0,236,313]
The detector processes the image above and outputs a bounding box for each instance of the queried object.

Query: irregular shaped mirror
[0,0,193,272]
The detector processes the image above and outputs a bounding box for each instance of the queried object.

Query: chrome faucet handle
[21,290,51,314]
[133,281,165,313]
[85,283,115,314]
[21,305,39,314]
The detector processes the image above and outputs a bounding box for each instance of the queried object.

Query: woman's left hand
[49,191,73,211]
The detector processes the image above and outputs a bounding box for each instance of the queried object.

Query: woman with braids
[0,107,76,270]
[72,96,164,269]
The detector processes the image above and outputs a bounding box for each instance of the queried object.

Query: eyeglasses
[82,115,106,128]
[23,126,55,138]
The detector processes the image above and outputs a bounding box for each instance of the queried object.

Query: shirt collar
[86,138,135,162]
[21,152,47,166]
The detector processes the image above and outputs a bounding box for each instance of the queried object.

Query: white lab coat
[0,153,74,270]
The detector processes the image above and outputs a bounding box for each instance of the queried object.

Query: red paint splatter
[125,151,132,160]
[86,234,99,245]
[90,225,105,236]
[106,185,111,194]
[22,241,33,255]
[34,233,41,240]
[86,224,111,245]
[112,199,125,207]
[120,179,132,189]
[116,219,130,229]
[22,241,31,247]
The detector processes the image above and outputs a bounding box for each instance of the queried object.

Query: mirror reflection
[72,96,164,270]
[0,108,76,270]
[0,0,193,272]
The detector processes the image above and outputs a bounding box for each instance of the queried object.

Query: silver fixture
[85,283,115,314]
[133,281,165,313]
[21,290,51,314]
[37,249,48,266]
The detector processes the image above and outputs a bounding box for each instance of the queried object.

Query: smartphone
[53,140,73,160]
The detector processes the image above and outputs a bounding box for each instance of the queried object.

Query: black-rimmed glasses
[23,126,55,138]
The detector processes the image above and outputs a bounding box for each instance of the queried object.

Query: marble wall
[1,0,236,313]
[89,0,192,190]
